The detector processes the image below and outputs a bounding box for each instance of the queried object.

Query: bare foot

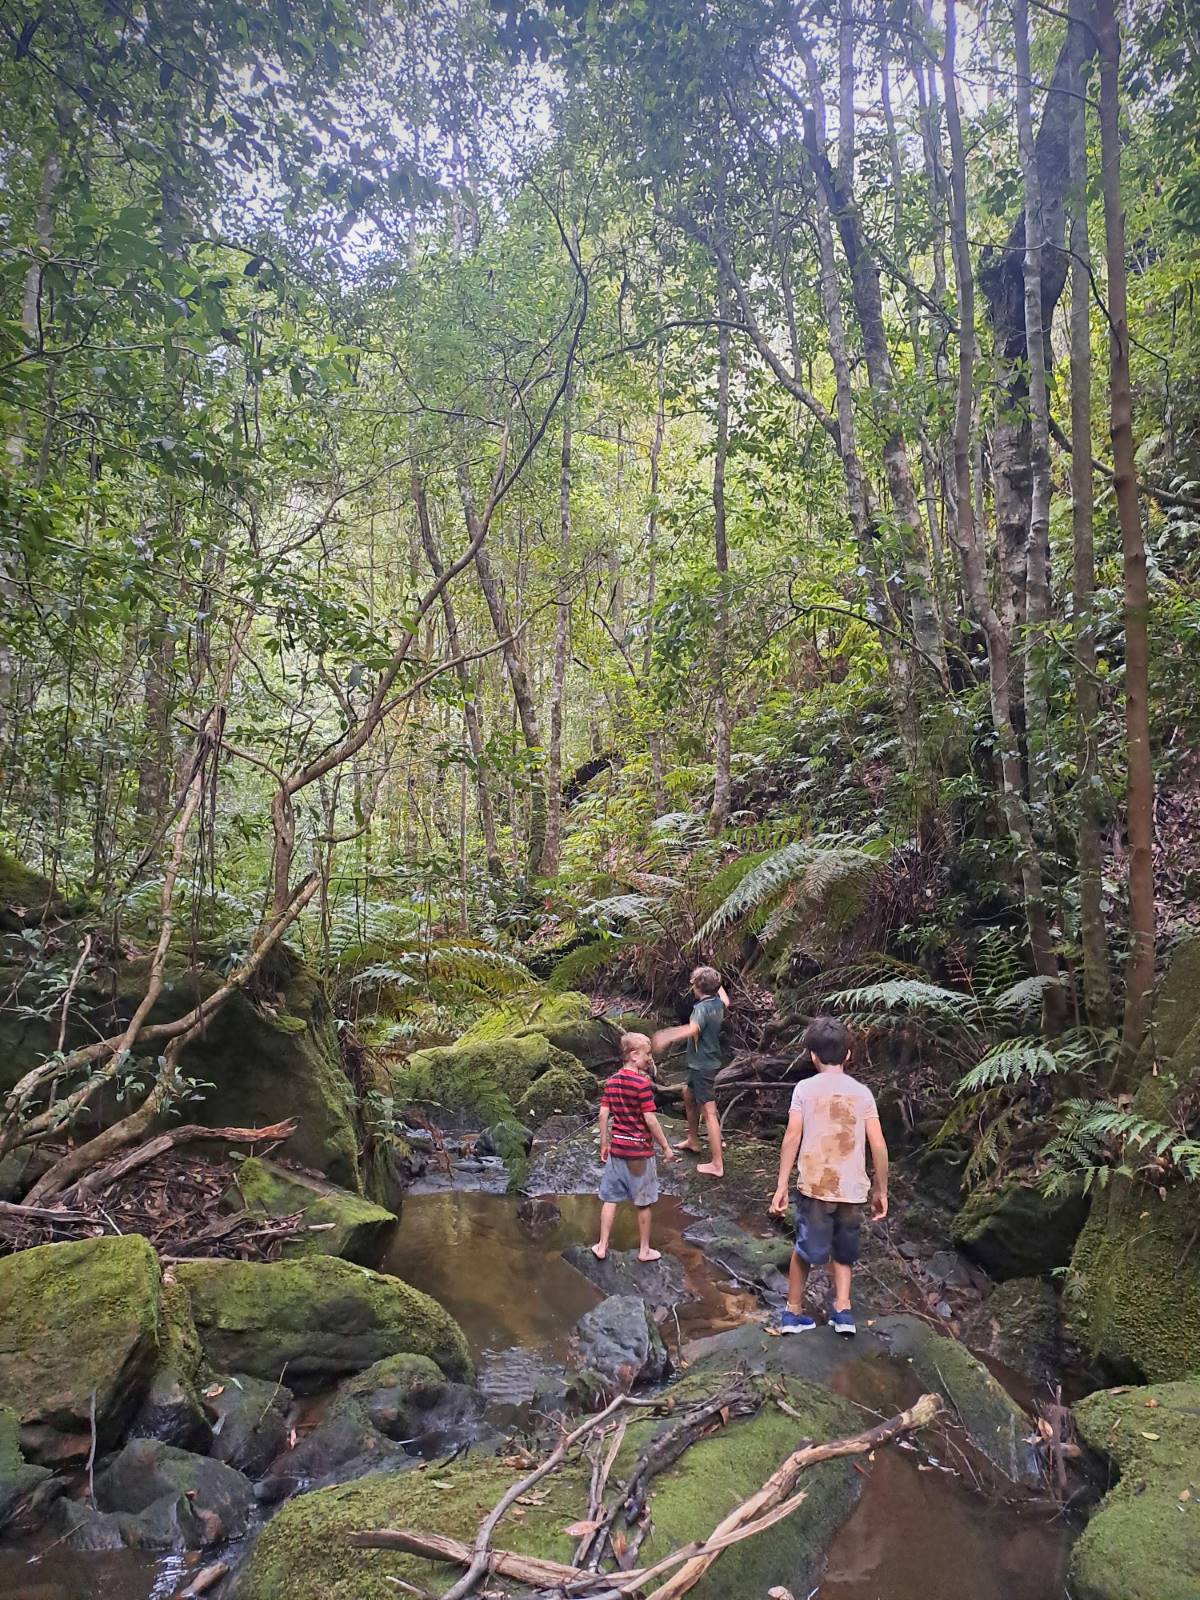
[591,1244,607,1260]
[675,1139,703,1153]
[637,1248,662,1262]
[696,1162,725,1178]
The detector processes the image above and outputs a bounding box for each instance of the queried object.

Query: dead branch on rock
[351,1392,942,1600]
[63,1117,297,1201]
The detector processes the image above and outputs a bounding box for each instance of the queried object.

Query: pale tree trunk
[1067,20,1114,1027]
[541,377,574,875]
[136,608,176,823]
[413,471,503,878]
[1013,0,1053,818]
[458,468,548,880]
[942,0,1062,1016]
[1097,0,1155,1061]
[645,342,668,810]
[709,300,733,834]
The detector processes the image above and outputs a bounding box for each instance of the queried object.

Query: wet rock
[130,1278,212,1450]
[235,1372,862,1600]
[59,1437,256,1549]
[1069,1379,1200,1600]
[562,1244,691,1304]
[873,1315,1042,1484]
[952,1181,1089,1280]
[526,1121,604,1194]
[516,1194,561,1237]
[0,1407,60,1535]
[208,1373,293,1479]
[175,1255,472,1391]
[961,1278,1064,1389]
[681,1219,793,1286]
[223,1156,398,1265]
[0,1233,163,1464]
[478,1347,569,1409]
[571,1295,670,1392]
[474,1120,533,1159]
[515,1059,595,1124]
[924,1248,978,1289]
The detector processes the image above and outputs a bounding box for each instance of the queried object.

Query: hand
[659,1145,677,1164]
[650,1029,669,1053]
[769,1185,790,1217]
[599,1144,611,1164]
[870,1188,888,1221]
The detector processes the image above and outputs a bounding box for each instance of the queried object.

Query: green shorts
[687,1068,718,1106]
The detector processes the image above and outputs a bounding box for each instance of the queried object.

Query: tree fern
[829,978,984,1026]
[697,835,883,943]
[956,1038,1070,1094]
[1040,1097,1200,1195]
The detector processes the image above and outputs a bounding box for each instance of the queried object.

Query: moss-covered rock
[97,1436,255,1535]
[208,1372,293,1479]
[176,1255,472,1390]
[234,1373,862,1600]
[0,1407,58,1534]
[224,1157,398,1264]
[515,1060,594,1125]
[874,1315,1041,1484]
[130,1277,211,1449]
[0,1234,163,1463]
[529,1016,621,1073]
[1068,1380,1200,1600]
[960,1277,1065,1389]
[0,849,59,931]
[1067,936,1200,1382]
[951,1181,1088,1279]
[393,1031,562,1123]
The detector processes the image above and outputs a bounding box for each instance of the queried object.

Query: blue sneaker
[829,1307,857,1337]
[778,1309,817,1335]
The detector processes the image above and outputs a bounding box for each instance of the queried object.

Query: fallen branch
[0,1199,87,1223]
[65,1117,297,1201]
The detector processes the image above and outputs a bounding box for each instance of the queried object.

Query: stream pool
[0,1189,1075,1600]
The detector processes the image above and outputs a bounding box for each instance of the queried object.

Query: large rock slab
[1069,1379,1200,1600]
[952,1181,1088,1279]
[224,1156,398,1264]
[572,1295,670,1394]
[0,1234,163,1463]
[234,1372,864,1600]
[562,1244,690,1304]
[515,1059,594,1125]
[176,1255,472,1391]
[961,1277,1065,1389]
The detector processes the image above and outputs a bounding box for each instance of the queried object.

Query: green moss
[226,1157,398,1264]
[236,1373,861,1600]
[0,1234,162,1463]
[1068,1380,1200,1600]
[0,1406,55,1535]
[0,850,55,922]
[515,1060,594,1125]
[393,1032,557,1122]
[951,1181,1088,1279]
[175,1255,472,1390]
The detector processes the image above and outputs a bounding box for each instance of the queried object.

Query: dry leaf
[1146,1398,1160,1409]
[1141,1432,1160,1441]
[510,1506,526,1519]
[718,1405,730,1425]
[429,1479,454,1490]
[1179,1489,1192,1504]
[203,1383,225,1400]
[564,1519,601,1538]
[516,1492,549,1507]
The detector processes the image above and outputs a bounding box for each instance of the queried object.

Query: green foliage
[697,835,885,949]
[1041,1099,1200,1196]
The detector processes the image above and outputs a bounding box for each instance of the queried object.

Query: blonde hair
[690,965,721,996]
[620,1031,652,1058]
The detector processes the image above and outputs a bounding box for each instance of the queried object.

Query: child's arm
[717,985,730,1008]
[866,1117,889,1219]
[770,1110,804,1213]
[598,1102,611,1163]
[643,1111,676,1161]
[651,1022,699,1051]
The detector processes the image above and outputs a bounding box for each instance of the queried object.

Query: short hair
[620,1031,652,1057]
[804,1016,852,1066]
[690,965,721,996]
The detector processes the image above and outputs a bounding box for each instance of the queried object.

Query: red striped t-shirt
[601,1066,656,1159]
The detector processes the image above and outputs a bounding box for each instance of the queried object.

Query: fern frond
[547,935,637,991]
[828,978,983,1026]
[581,893,668,934]
[991,975,1064,1014]
[696,835,882,943]
[956,1038,1069,1095]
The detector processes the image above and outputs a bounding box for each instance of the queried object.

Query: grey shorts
[793,1192,864,1266]
[599,1155,659,1207]
[687,1069,718,1106]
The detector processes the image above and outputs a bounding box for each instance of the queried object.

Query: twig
[55,932,93,1053]
[86,1389,97,1507]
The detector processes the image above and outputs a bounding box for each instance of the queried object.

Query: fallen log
[0,1199,87,1223]
[351,1391,942,1600]
[67,1117,298,1200]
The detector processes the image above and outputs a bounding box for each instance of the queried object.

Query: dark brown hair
[804,1016,852,1066]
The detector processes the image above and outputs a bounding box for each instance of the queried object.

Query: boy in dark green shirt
[652,965,728,1178]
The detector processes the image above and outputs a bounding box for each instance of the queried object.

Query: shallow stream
[0,1188,1075,1600]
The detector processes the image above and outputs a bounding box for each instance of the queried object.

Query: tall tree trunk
[942,0,1061,1009]
[413,471,504,878]
[709,299,732,834]
[1097,0,1155,1061]
[136,598,176,823]
[645,341,668,810]
[542,377,574,875]
[458,467,548,880]
[1068,18,1114,1027]
[1013,0,1053,818]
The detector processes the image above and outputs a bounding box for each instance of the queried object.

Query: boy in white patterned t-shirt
[769,1016,888,1336]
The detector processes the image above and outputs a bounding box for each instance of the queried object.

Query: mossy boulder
[208,1373,293,1480]
[961,1277,1065,1389]
[0,1407,58,1534]
[175,1255,472,1391]
[0,1234,163,1463]
[129,1277,211,1449]
[1067,936,1200,1381]
[96,1436,255,1538]
[874,1314,1041,1484]
[0,849,60,931]
[951,1180,1088,1279]
[224,1157,398,1264]
[234,1372,863,1600]
[515,1059,594,1125]
[1068,1379,1200,1600]
[393,1031,571,1123]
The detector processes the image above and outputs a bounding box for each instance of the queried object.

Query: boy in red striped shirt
[592,1032,676,1263]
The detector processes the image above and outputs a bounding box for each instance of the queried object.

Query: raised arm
[770,1109,804,1213]
[717,985,730,1008]
[651,1021,699,1051]
[866,1116,889,1219]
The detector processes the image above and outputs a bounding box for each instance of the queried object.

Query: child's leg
[635,1205,660,1262]
[697,1100,724,1176]
[676,1083,702,1151]
[788,1251,810,1314]
[830,1261,853,1312]
[592,1201,617,1259]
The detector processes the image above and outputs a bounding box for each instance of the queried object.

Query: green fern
[1039,1097,1200,1195]
[547,935,637,991]
[956,1038,1069,1094]
[696,835,883,944]
[829,978,983,1026]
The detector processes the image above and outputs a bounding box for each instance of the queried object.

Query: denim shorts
[598,1155,659,1207]
[687,1069,718,1106]
[793,1191,864,1266]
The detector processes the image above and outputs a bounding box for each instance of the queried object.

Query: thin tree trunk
[942,0,1061,1008]
[710,297,732,834]
[413,471,503,878]
[1068,16,1114,1027]
[645,340,668,810]
[1014,0,1053,818]
[1097,0,1155,1061]
[541,376,574,875]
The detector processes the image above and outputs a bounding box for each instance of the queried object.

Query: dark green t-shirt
[687,995,725,1075]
